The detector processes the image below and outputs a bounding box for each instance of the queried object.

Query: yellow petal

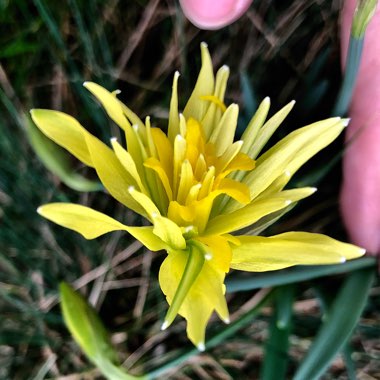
[202,65,230,139]
[128,187,186,250]
[217,178,251,204]
[183,42,215,122]
[111,138,148,194]
[30,109,94,167]
[37,203,168,251]
[84,133,147,216]
[159,249,228,348]
[206,187,316,236]
[144,158,173,201]
[83,82,131,131]
[151,127,173,182]
[230,232,365,272]
[247,100,295,159]
[168,71,180,142]
[209,103,239,156]
[226,118,345,213]
[240,97,271,155]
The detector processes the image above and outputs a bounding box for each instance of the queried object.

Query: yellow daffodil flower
[31,43,365,350]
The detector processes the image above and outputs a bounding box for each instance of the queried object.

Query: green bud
[352,0,378,38]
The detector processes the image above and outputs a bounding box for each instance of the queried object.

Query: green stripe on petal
[230,232,365,272]
[37,203,168,251]
[162,241,205,329]
[30,109,94,167]
[159,245,228,348]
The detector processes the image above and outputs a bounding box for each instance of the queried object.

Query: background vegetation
[0,0,379,379]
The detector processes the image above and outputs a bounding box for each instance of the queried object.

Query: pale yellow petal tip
[197,342,206,352]
[220,64,230,73]
[82,81,92,88]
[311,187,318,193]
[204,252,213,261]
[263,96,270,104]
[200,41,208,49]
[359,248,366,255]
[110,137,118,143]
[340,256,347,263]
[223,317,230,324]
[342,118,350,127]
[285,200,292,206]
[161,320,169,331]
[36,206,44,215]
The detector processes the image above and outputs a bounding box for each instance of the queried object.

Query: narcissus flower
[31,43,364,350]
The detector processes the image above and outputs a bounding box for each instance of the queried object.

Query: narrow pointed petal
[206,187,316,235]
[183,42,215,121]
[209,104,239,155]
[168,71,181,142]
[230,232,365,272]
[84,133,146,216]
[37,203,168,251]
[30,109,94,167]
[83,82,131,131]
[240,97,271,155]
[111,138,148,194]
[238,118,345,206]
[247,100,295,159]
[202,65,230,138]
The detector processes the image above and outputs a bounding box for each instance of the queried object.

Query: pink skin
[179,0,253,30]
[340,0,380,254]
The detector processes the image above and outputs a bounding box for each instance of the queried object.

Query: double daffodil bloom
[31,43,364,350]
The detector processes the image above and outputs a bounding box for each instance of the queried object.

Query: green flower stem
[226,257,376,293]
[97,360,147,380]
[332,36,364,116]
[145,288,274,379]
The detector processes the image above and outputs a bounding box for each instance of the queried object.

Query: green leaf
[60,283,145,380]
[293,267,375,380]
[26,117,102,192]
[261,285,294,380]
[226,257,376,292]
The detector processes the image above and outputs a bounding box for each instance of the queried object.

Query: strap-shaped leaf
[293,267,375,380]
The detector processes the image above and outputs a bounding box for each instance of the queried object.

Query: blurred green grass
[0,1,379,379]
